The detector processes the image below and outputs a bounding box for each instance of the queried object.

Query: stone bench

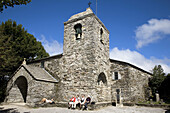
[88,102,112,110]
[34,102,112,110]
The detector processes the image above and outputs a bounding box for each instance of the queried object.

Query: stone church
[5,8,152,107]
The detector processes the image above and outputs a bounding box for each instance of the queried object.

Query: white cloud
[38,35,63,56]
[135,19,170,48]
[110,47,170,73]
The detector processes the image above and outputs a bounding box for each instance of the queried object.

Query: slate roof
[27,54,152,76]
[27,54,63,64]
[11,64,58,83]
[23,65,58,83]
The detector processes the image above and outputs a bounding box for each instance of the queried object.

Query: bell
[77,34,81,39]
[76,27,82,34]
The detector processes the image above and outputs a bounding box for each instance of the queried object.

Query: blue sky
[1,0,170,73]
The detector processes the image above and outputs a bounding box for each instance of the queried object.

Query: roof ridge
[109,58,152,75]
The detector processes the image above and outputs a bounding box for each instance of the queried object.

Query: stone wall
[6,84,25,103]
[110,61,130,103]
[92,17,111,102]
[110,60,151,103]
[5,66,56,106]
[27,55,64,102]
[4,8,154,108]
[128,67,151,102]
[62,11,111,102]
[26,9,112,103]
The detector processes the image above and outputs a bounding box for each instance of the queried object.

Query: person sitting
[68,96,76,109]
[75,95,81,109]
[83,95,91,110]
[41,98,55,104]
[80,95,86,109]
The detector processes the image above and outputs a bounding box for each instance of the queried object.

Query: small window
[112,72,121,80]
[41,61,44,68]
[115,72,118,80]
[74,24,82,40]
[116,89,120,93]
[100,28,104,44]
[100,28,103,36]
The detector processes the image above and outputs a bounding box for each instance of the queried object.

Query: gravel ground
[0,104,167,113]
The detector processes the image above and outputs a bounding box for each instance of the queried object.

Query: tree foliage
[159,74,170,103]
[0,0,31,12]
[0,19,49,76]
[0,19,49,101]
[149,65,165,98]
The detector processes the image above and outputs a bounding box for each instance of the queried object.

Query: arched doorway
[97,72,107,85]
[97,72,108,102]
[15,76,28,103]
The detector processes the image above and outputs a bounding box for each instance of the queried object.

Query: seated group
[40,95,91,110]
[68,95,91,110]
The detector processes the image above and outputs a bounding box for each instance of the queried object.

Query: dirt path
[0,103,167,113]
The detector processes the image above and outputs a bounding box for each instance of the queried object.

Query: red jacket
[70,97,76,102]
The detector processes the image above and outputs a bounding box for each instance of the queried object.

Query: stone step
[116,104,123,107]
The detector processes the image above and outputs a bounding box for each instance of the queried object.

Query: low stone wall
[123,102,135,106]
[88,102,112,110]
[34,102,69,108]
[34,102,112,110]
[123,102,170,109]
[135,103,170,109]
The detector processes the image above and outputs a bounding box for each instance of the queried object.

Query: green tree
[159,73,170,103]
[0,0,31,12]
[149,65,165,99]
[167,73,170,77]
[0,19,49,101]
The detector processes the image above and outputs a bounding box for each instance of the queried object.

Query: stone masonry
[5,8,152,106]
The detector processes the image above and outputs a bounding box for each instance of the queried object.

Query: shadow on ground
[165,109,170,113]
[0,107,20,113]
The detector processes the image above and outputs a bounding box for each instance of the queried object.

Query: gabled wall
[5,66,56,106]
[110,60,151,103]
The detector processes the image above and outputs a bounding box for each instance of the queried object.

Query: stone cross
[88,1,91,7]
[156,93,160,102]
[22,58,26,65]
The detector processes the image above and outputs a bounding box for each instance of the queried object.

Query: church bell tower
[62,7,111,102]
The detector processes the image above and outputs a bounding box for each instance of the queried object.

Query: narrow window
[100,28,104,44]
[115,72,118,80]
[74,24,82,40]
[116,89,120,94]
[41,61,44,68]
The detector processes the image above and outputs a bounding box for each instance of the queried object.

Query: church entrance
[97,72,108,102]
[116,89,120,104]
[97,72,107,85]
[15,76,28,103]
